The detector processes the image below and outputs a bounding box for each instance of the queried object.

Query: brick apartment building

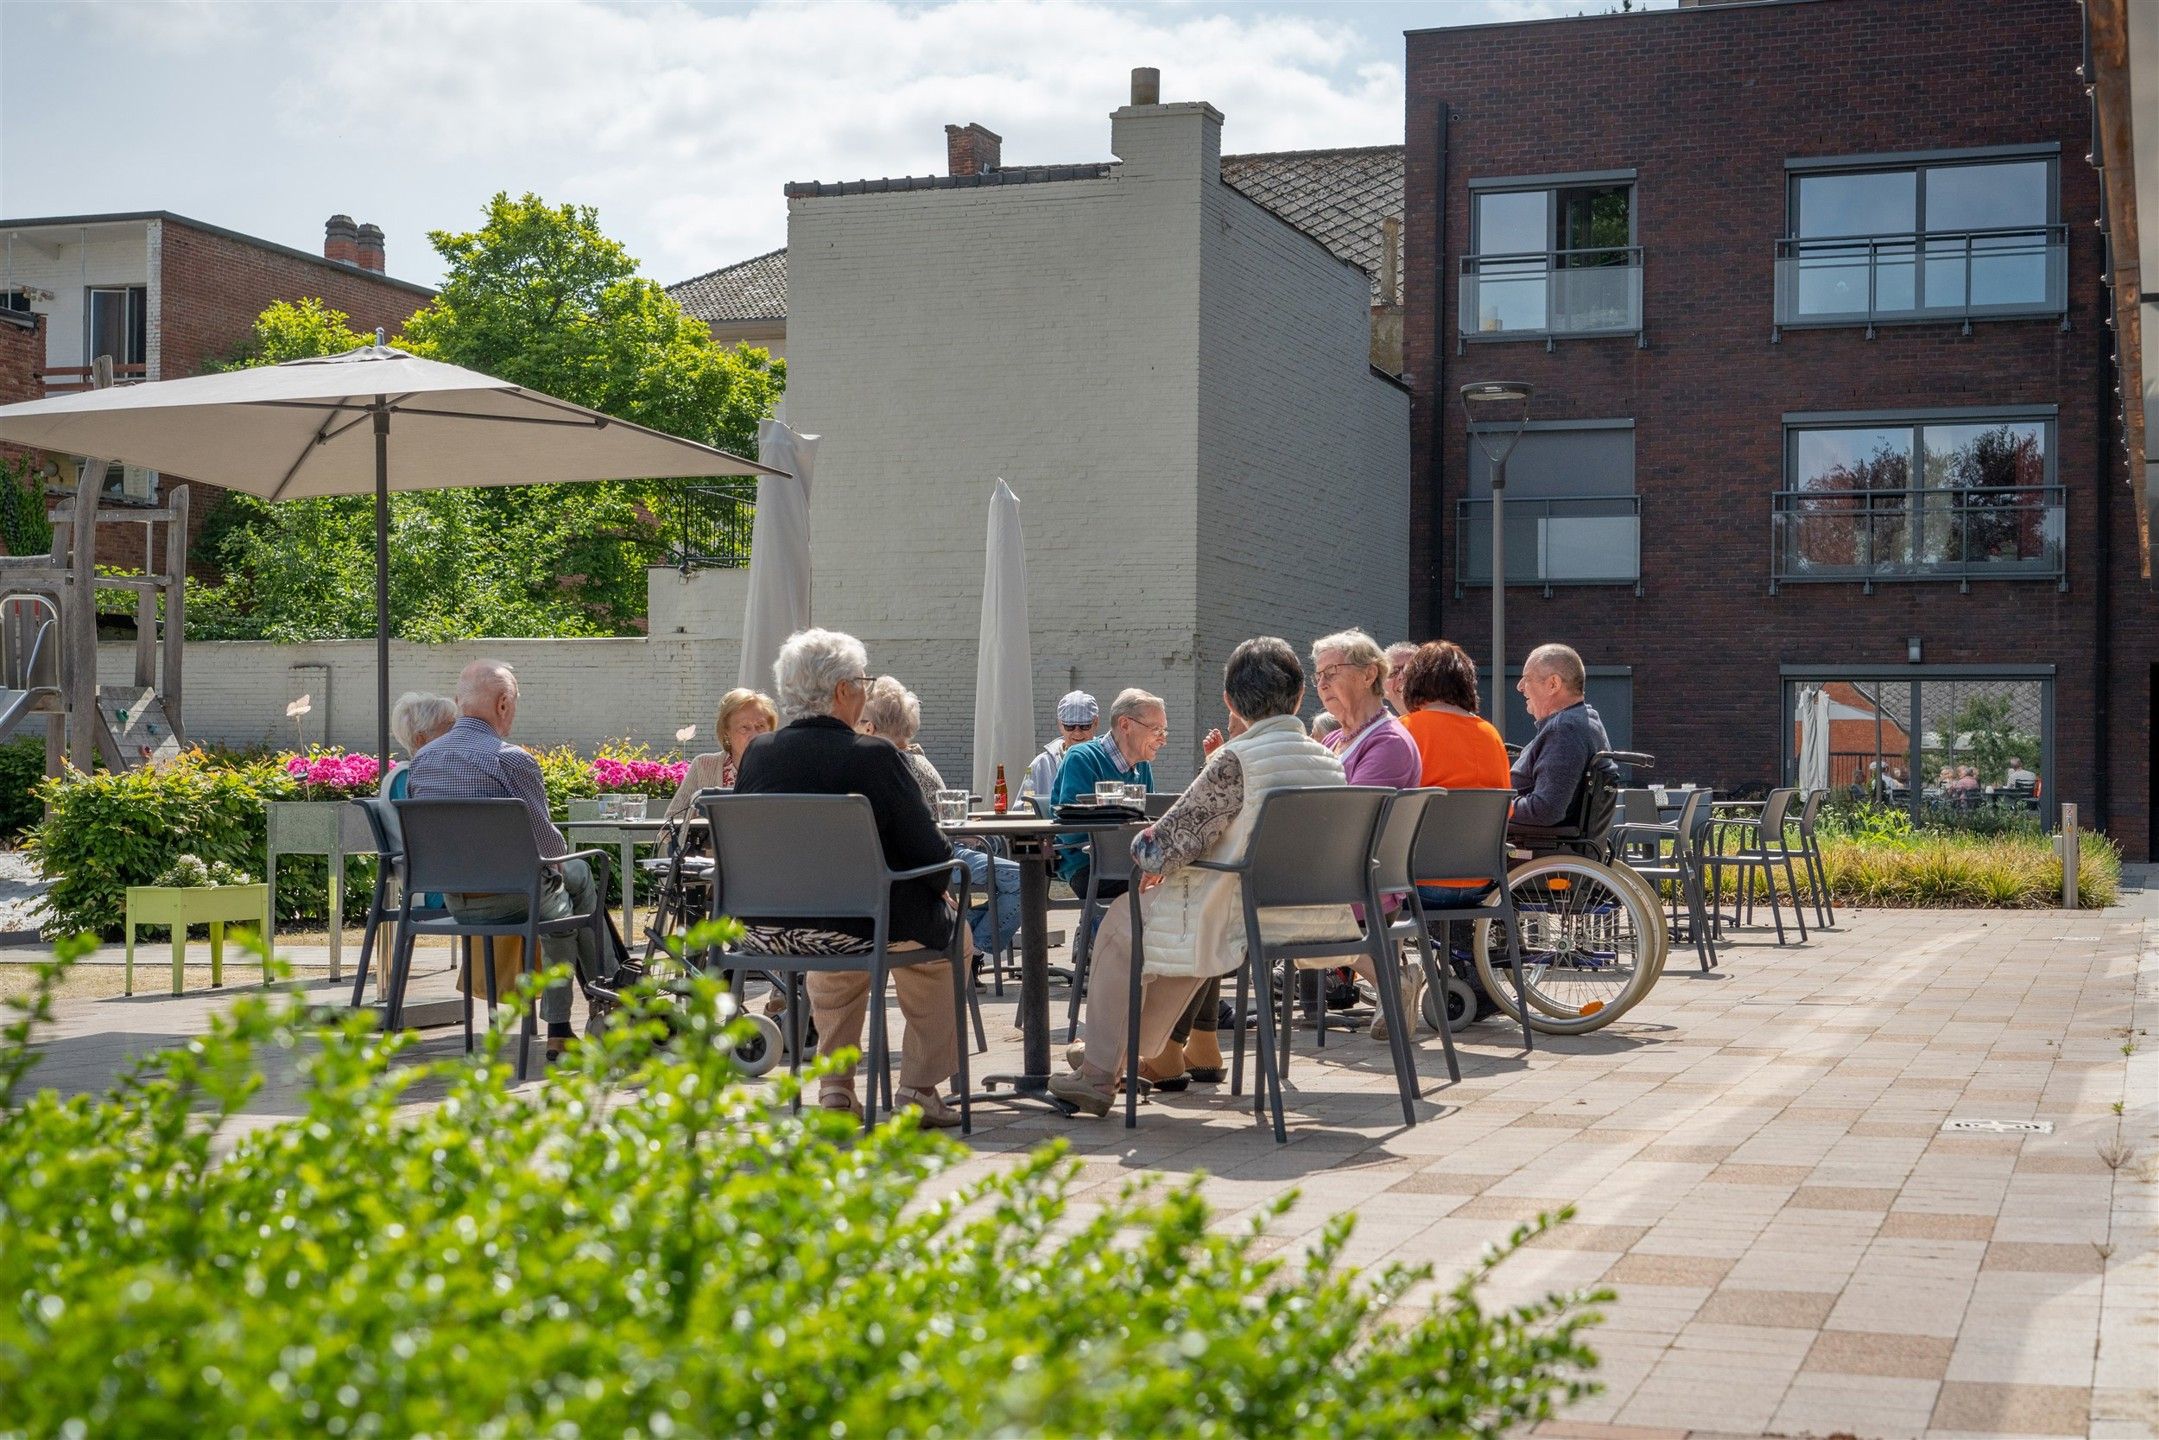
[0,211,431,552]
[1404,0,2159,857]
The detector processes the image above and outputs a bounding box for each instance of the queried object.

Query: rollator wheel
[1423,975,1478,1035]
[733,1013,784,1077]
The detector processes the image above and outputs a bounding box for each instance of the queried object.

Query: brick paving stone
[1930,1380,2090,1434]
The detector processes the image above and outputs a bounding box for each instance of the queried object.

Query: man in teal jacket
[1051,687,1168,898]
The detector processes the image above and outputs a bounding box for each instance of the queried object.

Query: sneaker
[893,1086,965,1129]
[1047,1069,1115,1117]
[1368,971,1423,1045]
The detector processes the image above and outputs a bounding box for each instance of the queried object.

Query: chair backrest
[698,792,894,925]
[1760,786,1799,833]
[354,795,404,860]
[394,799,544,897]
[1671,786,1711,853]
[1620,788,1661,828]
[1797,788,1825,833]
[1086,823,1139,883]
[1369,788,1439,893]
[1145,791,1177,818]
[1409,788,1515,889]
[1239,786,1392,910]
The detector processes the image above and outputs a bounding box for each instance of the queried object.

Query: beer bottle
[994,764,1009,814]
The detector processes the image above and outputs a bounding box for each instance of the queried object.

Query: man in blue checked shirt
[408,659,622,1054]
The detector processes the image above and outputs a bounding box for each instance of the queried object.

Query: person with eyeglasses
[1050,687,1167,899]
[730,628,966,1128]
[1023,690,1099,803]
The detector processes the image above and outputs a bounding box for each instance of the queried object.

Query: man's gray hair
[1524,642,1586,695]
[1311,629,1389,698]
[773,627,869,722]
[1108,688,1165,727]
[455,659,516,715]
[1224,637,1304,721]
[860,675,922,743]
[389,691,457,753]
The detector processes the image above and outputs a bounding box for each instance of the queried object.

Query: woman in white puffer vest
[1049,637,1356,1117]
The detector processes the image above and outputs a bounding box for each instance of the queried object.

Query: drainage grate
[1941,1118,2054,1135]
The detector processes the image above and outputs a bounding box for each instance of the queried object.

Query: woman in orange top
[1396,640,1512,912]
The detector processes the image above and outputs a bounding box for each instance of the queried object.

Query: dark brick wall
[1403,0,2154,857]
[156,219,430,563]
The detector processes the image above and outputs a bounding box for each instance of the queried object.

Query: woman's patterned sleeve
[1132,750,1244,875]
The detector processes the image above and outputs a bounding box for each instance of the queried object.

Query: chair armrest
[1188,859,1244,874]
[544,846,614,868]
[889,859,962,884]
[1611,822,1680,841]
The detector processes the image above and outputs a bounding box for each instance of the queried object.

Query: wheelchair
[1435,747,1671,1038]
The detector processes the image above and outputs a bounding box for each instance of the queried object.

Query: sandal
[818,1081,863,1119]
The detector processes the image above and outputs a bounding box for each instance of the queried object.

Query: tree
[190,198,784,640]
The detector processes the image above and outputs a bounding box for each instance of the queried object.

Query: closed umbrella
[1797,685,1832,794]
[971,480,1034,802]
[737,417,817,690]
[0,339,781,766]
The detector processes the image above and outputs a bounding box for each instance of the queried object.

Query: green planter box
[123,882,273,996]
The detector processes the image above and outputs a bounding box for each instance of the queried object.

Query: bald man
[407,659,618,1052]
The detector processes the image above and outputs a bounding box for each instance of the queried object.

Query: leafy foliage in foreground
[0,932,1606,1438]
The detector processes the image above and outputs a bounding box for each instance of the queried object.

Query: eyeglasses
[1315,663,1365,686]
[1061,721,1095,734]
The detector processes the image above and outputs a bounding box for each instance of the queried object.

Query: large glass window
[1787,674,2049,825]
[1464,181,1639,338]
[1781,153,2061,324]
[1460,423,1638,588]
[1775,414,2060,583]
[84,286,147,369]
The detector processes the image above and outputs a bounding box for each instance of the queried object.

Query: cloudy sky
[1,1,1650,292]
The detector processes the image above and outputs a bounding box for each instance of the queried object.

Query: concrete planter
[265,799,379,981]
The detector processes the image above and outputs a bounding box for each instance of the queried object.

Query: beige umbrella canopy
[0,340,784,762]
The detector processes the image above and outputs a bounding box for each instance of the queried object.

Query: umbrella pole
[374,397,391,775]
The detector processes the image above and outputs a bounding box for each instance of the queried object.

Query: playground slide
[0,687,58,746]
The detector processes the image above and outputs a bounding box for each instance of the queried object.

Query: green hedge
[0,936,1608,1436]
[1704,823,2120,909]
[0,733,46,840]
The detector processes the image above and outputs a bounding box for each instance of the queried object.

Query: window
[1479,667,1635,751]
[1784,673,2050,826]
[0,291,32,315]
[1777,149,2064,329]
[1461,175,1641,340]
[1773,411,2061,587]
[84,285,147,369]
[1458,422,1639,591]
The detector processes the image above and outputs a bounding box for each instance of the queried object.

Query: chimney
[1379,217,1402,309]
[355,222,385,273]
[1130,67,1160,105]
[1110,68,1222,185]
[945,123,1002,177]
[323,214,358,266]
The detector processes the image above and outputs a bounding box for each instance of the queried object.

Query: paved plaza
[8,881,2157,1440]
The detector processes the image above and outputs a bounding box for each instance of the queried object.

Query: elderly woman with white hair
[859,676,1023,959]
[380,691,458,801]
[730,630,966,1127]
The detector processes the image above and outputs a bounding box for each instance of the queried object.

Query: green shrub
[0,732,46,840]
[27,754,366,936]
[0,933,1608,1437]
[0,453,54,558]
[1708,826,2119,909]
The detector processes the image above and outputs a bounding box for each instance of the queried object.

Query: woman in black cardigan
[732,628,964,1127]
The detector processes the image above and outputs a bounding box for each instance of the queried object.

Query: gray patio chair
[1065,822,1139,1042]
[1707,786,1808,945]
[387,799,615,1082]
[1367,787,1461,1090]
[1196,785,1403,1142]
[1392,787,1533,1051]
[348,796,452,1013]
[695,792,972,1134]
[1611,786,1718,971]
[1794,789,1834,928]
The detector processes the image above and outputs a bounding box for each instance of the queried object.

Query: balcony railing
[1455,495,1641,595]
[1773,225,2068,336]
[39,363,148,392]
[1770,485,2065,592]
[664,480,756,570]
[1458,246,1643,347]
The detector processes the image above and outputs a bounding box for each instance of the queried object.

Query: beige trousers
[1079,899,1207,1081]
[805,942,959,1093]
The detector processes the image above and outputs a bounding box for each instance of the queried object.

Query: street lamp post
[1460,380,1534,725]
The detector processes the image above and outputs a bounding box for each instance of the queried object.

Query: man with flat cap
[1025,689,1098,804]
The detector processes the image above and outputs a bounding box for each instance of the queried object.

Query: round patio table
[940,811,1145,1108]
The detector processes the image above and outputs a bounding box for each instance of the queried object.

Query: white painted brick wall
[1,222,152,372]
[785,99,1406,787]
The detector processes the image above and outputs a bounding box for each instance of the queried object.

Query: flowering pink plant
[591,755,688,798]
[282,750,382,799]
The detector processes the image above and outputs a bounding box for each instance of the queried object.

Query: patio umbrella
[737,417,817,690]
[971,479,1034,801]
[1797,685,1832,794]
[0,339,782,767]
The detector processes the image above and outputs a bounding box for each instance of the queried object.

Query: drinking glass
[1123,782,1147,807]
[621,796,648,822]
[1095,780,1126,803]
[597,795,621,821]
[935,789,970,826]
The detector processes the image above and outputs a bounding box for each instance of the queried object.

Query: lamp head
[1459,380,1534,405]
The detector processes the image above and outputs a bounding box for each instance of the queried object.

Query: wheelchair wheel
[1421,972,1479,1035]
[1603,858,1672,982]
[1472,855,1662,1035]
[733,1013,783,1077]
